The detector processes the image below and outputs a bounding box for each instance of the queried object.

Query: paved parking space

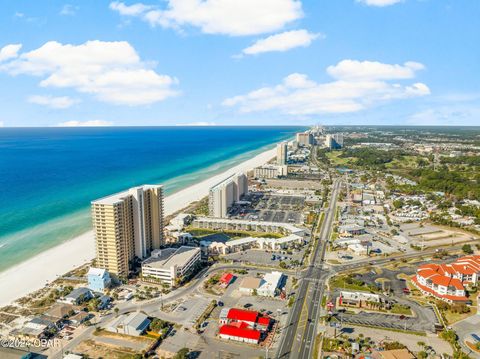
[453,315,480,358]
[224,248,304,267]
[171,296,211,328]
[229,193,304,224]
[338,308,437,333]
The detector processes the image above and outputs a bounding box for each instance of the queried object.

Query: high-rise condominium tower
[208,173,248,218]
[91,185,164,278]
[276,141,288,165]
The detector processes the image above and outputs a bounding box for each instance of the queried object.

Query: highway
[276,179,341,359]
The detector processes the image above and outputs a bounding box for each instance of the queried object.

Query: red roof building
[219,272,235,287]
[219,324,261,344]
[412,255,480,303]
[218,307,272,344]
[226,308,259,324]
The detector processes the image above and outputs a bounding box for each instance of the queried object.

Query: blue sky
[0,0,478,127]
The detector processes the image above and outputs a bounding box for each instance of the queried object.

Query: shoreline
[0,147,276,307]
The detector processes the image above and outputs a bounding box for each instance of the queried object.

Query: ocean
[0,126,304,272]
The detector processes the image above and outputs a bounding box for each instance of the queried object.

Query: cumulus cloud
[327,60,424,81]
[0,44,22,62]
[0,40,179,106]
[223,60,429,115]
[356,0,403,7]
[57,120,113,127]
[28,95,79,109]
[109,0,303,36]
[241,30,321,56]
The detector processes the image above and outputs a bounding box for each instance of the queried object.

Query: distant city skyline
[0,0,478,127]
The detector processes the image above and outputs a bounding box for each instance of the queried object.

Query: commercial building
[257,271,285,297]
[193,217,305,254]
[238,272,286,297]
[219,272,235,288]
[141,246,201,286]
[208,173,248,218]
[325,133,344,149]
[276,141,288,165]
[87,267,111,292]
[253,164,288,179]
[412,255,480,302]
[219,323,261,344]
[91,185,164,277]
[338,291,381,308]
[106,312,150,336]
[296,132,314,146]
[239,277,263,294]
[218,308,271,343]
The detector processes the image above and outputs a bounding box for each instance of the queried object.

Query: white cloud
[60,4,78,16]
[223,60,429,115]
[109,1,152,16]
[57,120,114,127]
[0,44,22,62]
[327,60,424,81]
[356,0,403,7]
[0,121,4,127]
[176,121,216,126]
[110,0,303,36]
[28,95,79,109]
[0,40,179,106]
[241,30,321,56]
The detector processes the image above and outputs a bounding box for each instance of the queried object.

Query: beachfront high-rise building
[91,185,164,278]
[325,133,344,150]
[296,132,314,147]
[276,142,288,165]
[209,173,248,218]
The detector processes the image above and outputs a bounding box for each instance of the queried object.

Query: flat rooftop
[143,246,199,269]
[92,184,162,205]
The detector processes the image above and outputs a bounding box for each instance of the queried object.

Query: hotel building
[296,132,314,146]
[276,141,288,165]
[325,133,344,150]
[141,246,201,286]
[412,255,480,303]
[208,173,248,218]
[91,185,164,277]
[253,164,288,179]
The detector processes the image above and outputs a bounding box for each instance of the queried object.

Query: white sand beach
[0,147,276,307]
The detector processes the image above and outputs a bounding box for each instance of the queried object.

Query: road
[276,179,341,359]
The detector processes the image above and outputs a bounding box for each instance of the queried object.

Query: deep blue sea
[0,126,304,272]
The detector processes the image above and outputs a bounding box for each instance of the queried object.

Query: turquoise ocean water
[0,126,305,272]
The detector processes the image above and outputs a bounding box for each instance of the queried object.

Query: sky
[0,0,478,127]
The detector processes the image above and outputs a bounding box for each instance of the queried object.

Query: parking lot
[224,248,305,268]
[229,193,304,224]
[331,265,442,334]
[453,315,480,358]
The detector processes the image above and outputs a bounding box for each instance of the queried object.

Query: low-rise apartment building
[141,246,201,286]
[411,255,480,302]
